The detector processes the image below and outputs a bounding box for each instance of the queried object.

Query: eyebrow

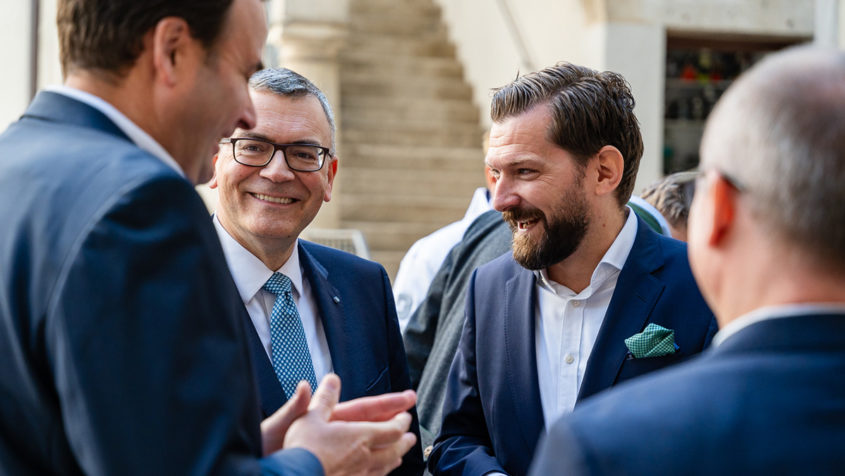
[235,132,325,147]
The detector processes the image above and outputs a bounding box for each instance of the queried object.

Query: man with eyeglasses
[209,67,424,476]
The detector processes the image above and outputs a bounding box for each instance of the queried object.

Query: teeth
[518,219,537,230]
[254,193,294,204]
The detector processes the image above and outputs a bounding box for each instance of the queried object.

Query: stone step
[347,220,454,254]
[341,52,464,78]
[348,13,447,37]
[336,193,470,224]
[341,115,481,140]
[342,101,479,125]
[349,0,442,18]
[338,144,484,171]
[344,35,456,58]
[340,142,484,166]
[338,167,483,196]
[340,70,473,100]
[369,250,405,282]
[342,127,481,147]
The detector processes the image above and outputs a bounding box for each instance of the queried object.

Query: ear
[592,145,624,197]
[208,154,220,189]
[706,174,738,246]
[484,165,496,193]
[323,156,339,202]
[150,17,194,87]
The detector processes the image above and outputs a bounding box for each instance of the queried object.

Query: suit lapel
[298,244,358,401]
[242,309,286,418]
[577,218,665,402]
[24,91,131,142]
[504,266,546,452]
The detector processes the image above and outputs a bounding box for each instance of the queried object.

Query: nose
[491,176,519,212]
[259,149,296,182]
[235,91,257,131]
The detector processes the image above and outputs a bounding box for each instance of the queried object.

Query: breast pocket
[363,366,390,396]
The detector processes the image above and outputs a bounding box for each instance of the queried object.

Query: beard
[504,190,589,270]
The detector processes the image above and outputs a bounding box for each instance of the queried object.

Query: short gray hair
[640,171,697,229]
[700,46,845,271]
[249,68,336,153]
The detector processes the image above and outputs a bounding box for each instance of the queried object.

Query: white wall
[433,0,817,193]
[0,2,34,130]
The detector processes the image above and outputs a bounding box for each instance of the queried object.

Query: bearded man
[427,63,717,476]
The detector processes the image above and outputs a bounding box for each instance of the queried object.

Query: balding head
[700,46,845,274]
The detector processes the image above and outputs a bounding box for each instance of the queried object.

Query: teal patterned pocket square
[624,323,678,358]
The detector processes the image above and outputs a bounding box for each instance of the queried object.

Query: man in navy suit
[428,63,717,475]
[209,67,424,475]
[530,46,845,476]
[0,1,416,474]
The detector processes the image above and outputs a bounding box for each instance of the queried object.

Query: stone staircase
[337,0,486,278]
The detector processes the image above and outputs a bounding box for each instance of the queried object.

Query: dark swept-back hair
[490,62,644,206]
[57,0,233,77]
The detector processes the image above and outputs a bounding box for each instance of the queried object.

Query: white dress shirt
[393,187,491,330]
[534,208,638,428]
[214,216,333,380]
[46,85,184,177]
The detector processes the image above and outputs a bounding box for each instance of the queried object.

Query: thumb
[309,373,341,420]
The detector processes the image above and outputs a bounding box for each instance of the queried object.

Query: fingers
[309,373,341,420]
[365,412,413,447]
[261,380,312,455]
[331,389,416,422]
[363,432,418,476]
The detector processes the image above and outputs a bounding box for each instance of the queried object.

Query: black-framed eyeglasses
[219,137,330,172]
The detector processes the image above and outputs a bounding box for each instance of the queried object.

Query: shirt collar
[713,302,845,347]
[535,207,638,296]
[46,85,185,178]
[213,215,304,301]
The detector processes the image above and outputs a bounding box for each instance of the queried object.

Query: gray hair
[700,46,845,271]
[640,171,697,229]
[249,68,336,153]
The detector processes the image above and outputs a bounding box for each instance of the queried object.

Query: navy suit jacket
[429,219,717,476]
[0,92,319,475]
[531,313,845,475]
[243,240,425,475]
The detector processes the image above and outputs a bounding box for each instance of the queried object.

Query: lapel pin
[332,296,341,304]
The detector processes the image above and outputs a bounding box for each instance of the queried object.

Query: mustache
[503,207,544,225]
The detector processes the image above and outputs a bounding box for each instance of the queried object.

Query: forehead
[487,105,555,165]
[246,91,332,144]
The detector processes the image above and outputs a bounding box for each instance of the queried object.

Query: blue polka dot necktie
[262,272,318,397]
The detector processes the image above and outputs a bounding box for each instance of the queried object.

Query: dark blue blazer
[0,91,319,475]
[531,313,845,475]
[429,219,717,476]
[243,240,425,475]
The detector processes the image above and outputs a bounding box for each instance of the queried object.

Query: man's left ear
[208,154,220,188]
[323,156,339,202]
[150,17,194,87]
[593,145,624,197]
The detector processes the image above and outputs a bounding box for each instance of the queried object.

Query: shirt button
[572,301,581,308]
[565,354,575,364]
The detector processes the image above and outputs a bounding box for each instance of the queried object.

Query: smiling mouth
[252,193,295,204]
[518,218,539,230]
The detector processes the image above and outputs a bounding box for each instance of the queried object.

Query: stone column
[266,0,349,229]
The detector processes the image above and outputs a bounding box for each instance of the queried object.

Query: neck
[217,215,296,271]
[711,231,845,328]
[546,206,626,293]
